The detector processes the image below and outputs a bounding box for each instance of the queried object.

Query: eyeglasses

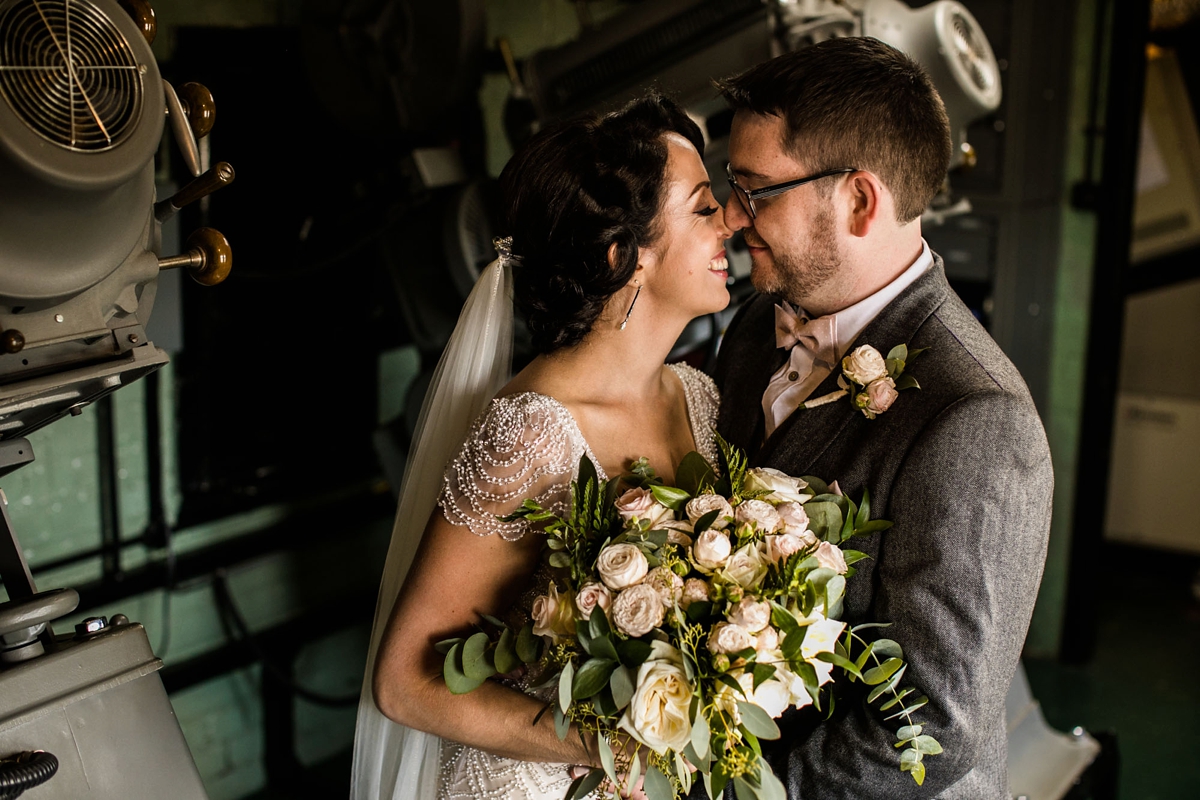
[725,163,858,219]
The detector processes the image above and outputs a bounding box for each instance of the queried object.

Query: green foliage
[715,431,748,497]
[676,451,718,495]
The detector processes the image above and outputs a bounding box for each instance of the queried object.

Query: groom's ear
[845,171,886,238]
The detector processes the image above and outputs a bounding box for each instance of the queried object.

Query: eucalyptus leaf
[443,642,486,694]
[871,639,904,660]
[643,765,675,800]
[758,757,788,800]
[690,708,711,761]
[597,734,618,785]
[624,752,642,795]
[572,658,617,700]
[650,484,691,511]
[899,747,921,766]
[554,704,570,740]
[567,769,605,800]
[610,665,634,709]
[494,628,519,674]
[616,638,654,667]
[559,660,574,713]
[434,637,464,654]
[677,451,718,495]
[462,632,497,682]
[910,761,926,785]
[733,776,760,800]
[897,724,923,741]
[885,694,928,720]
[880,686,916,711]
[548,551,571,569]
[912,735,943,755]
[737,701,782,740]
[804,501,843,543]
[479,613,506,628]
[516,623,541,664]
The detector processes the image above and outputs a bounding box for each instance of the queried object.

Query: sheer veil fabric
[351,259,514,800]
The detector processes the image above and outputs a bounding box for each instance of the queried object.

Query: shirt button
[788,371,800,381]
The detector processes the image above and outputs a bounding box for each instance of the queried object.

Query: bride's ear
[606,242,621,271]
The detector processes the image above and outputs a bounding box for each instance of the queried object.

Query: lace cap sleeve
[438,394,583,540]
[669,363,721,467]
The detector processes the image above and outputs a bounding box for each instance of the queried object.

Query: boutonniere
[801,344,925,418]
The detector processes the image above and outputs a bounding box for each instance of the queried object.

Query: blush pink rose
[815,541,848,574]
[864,377,899,416]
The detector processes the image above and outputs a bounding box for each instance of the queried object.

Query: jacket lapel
[755,258,952,472]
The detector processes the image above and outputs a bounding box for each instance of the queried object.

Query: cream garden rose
[685,494,734,529]
[614,487,674,528]
[693,530,732,571]
[766,529,818,563]
[733,499,783,534]
[574,582,612,620]
[728,596,772,633]
[531,583,576,639]
[707,621,756,654]
[680,578,710,609]
[776,502,811,536]
[842,345,888,385]
[723,542,770,588]
[815,541,848,574]
[619,641,693,754]
[645,566,683,608]
[611,583,665,637]
[596,543,649,590]
[755,626,780,653]
[744,468,812,504]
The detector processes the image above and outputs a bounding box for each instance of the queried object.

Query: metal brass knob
[118,0,156,45]
[177,82,216,139]
[158,228,232,286]
[1,330,24,354]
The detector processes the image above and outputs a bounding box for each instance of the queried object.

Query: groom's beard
[750,207,841,306]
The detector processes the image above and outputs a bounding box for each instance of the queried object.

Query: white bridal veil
[350,258,514,800]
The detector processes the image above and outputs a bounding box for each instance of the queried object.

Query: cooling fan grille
[0,0,142,152]
[948,10,996,96]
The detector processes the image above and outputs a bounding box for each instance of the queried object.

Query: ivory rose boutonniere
[802,343,925,419]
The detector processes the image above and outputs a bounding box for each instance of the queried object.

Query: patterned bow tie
[775,302,837,367]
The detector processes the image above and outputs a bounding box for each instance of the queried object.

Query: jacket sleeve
[781,389,1053,798]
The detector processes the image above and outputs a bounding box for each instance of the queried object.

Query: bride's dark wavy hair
[500,93,704,353]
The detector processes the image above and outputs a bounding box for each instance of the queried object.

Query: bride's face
[638,133,733,321]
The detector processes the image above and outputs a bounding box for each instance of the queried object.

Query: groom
[708,38,1052,798]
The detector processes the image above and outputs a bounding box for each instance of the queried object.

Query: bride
[351,93,733,799]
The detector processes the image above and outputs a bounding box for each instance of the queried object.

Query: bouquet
[438,436,941,799]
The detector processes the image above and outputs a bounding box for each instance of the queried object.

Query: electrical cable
[0,751,58,799]
[211,570,359,707]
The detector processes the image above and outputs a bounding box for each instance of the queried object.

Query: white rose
[801,616,847,686]
[618,641,693,754]
[733,499,783,534]
[644,566,684,608]
[772,658,816,710]
[776,502,811,535]
[743,469,812,505]
[531,583,576,639]
[614,487,674,528]
[736,671,793,719]
[727,596,772,633]
[723,542,770,588]
[755,626,780,653]
[815,541,848,574]
[842,345,888,385]
[611,583,665,637]
[707,621,756,655]
[680,578,710,609]
[574,582,612,620]
[597,543,649,590]
[685,494,734,530]
[692,530,732,571]
[765,530,818,563]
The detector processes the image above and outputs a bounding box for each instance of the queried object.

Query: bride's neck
[525,311,688,405]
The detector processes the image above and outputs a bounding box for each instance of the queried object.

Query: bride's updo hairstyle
[500,94,704,353]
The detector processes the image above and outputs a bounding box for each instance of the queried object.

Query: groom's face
[726,112,844,309]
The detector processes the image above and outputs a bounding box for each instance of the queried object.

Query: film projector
[0,0,232,796]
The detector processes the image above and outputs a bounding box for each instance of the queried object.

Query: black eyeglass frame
[725,163,858,219]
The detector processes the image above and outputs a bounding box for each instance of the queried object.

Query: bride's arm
[372,507,596,766]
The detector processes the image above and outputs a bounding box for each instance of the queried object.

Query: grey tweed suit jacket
[709,256,1052,799]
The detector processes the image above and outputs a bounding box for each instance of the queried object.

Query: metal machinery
[0,0,234,795]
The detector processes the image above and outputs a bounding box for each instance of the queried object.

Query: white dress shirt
[762,240,934,437]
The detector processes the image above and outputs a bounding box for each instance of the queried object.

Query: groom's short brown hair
[716,37,952,223]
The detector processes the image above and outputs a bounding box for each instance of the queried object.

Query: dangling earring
[620,284,641,330]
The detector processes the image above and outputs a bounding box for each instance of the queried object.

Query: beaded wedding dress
[350,258,721,800]
[435,362,719,799]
